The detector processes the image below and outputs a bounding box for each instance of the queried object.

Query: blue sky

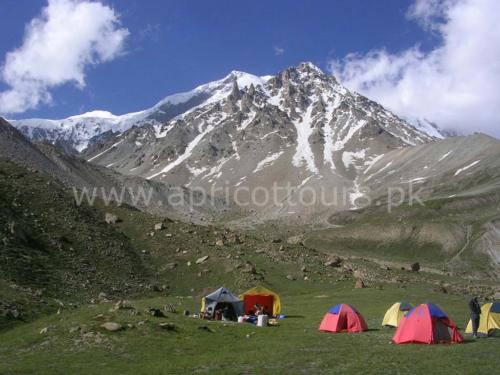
[1,0,428,119]
[1,0,499,138]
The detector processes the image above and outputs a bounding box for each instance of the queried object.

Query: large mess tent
[319,304,368,333]
[200,287,244,320]
[393,303,463,344]
[465,301,500,336]
[239,286,281,315]
[382,301,413,327]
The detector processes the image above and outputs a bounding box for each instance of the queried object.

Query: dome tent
[465,301,500,337]
[200,287,244,320]
[382,301,413,327]
[239,286,281,316]
[319,304,368,333]
[393,303,463,344]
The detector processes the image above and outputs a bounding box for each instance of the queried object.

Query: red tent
[319,304,368,333]
[393,303,463,344]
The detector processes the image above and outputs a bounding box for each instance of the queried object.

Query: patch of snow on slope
[154,123,174,138]
[87,139,125,162]
[187,165,208,177]
[438,150,452,162]
[323,94,342,170]
[253,151,284,173]
[334,118,367,150]
[454,160,480,176]
[202,156,232,180]
[292,104,318,174]
[147,115,225,179]
[342,149,366,169]
[363,154,385,174]
[239,111,256,130]
[365,160,393,181]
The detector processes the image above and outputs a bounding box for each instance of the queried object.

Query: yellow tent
[239,286,281,315]
[465,302,500,336]
[382,301,412,327]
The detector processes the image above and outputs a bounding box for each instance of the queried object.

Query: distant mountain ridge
[9,71,272,152]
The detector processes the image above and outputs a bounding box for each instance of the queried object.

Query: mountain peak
[296,61,324,74]
[68,110,117,120]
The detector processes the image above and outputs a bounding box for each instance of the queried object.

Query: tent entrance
[215,302,237,321]
[433,319,452,342]
[243,295,274,315]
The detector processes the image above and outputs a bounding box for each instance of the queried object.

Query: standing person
[468,296,481,338]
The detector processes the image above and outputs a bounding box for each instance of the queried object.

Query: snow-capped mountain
[74,62,452,219]
[6,62,500,223]
[10,70,271,152]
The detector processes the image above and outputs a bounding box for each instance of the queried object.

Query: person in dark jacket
[468,296,481,338]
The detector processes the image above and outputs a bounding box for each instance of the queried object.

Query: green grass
[0,282,498,375]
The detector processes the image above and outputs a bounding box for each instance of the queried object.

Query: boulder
[149,308,165,317]
[104,213,118,224]
[324,257,342,267]
[111,300,133,311]
[355,279,365,289]
[286,274,296,281]
[101,322,123,332]
[227,234,242,244]
[196,255,209,264]
[154,223,164,231]
[287,235,304,245]
[215,239,225,247]
[242,263,256,274]
[410,262,420,272]
[98,292,110,302]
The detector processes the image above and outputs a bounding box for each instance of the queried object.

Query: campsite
[1,173,499,374]
[2,281,499,374]
[2,1,500,373]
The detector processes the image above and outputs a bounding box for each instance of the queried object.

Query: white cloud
[329,0,500,138]
[0,0,129,114]
[273,46,285,56]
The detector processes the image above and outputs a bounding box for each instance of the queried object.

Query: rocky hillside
[0,158,146,328]
[1,118,226,224]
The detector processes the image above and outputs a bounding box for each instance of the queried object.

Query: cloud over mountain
[0,0,129,114]
[330,0,500,138]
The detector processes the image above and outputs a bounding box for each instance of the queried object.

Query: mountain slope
[1,118,226,223]
[80,63,441,218]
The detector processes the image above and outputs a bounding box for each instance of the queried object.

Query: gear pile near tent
[465,301,500,337]
[319,304,368,333]
[239,286,281,316]
[382,301,412,327]
[200,287,244,320]
[393,303,463,344]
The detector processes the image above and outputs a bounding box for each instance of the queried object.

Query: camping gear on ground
[465,301,500,337]
[268,318,279,326]
[238,316,245,323]
[246,316,258,324]
[200,287,244,321]
[393,303,463,344]
[382,301,413,327]
[319,304,368,333]
[239,286,281,316]
[257,314,268,327]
